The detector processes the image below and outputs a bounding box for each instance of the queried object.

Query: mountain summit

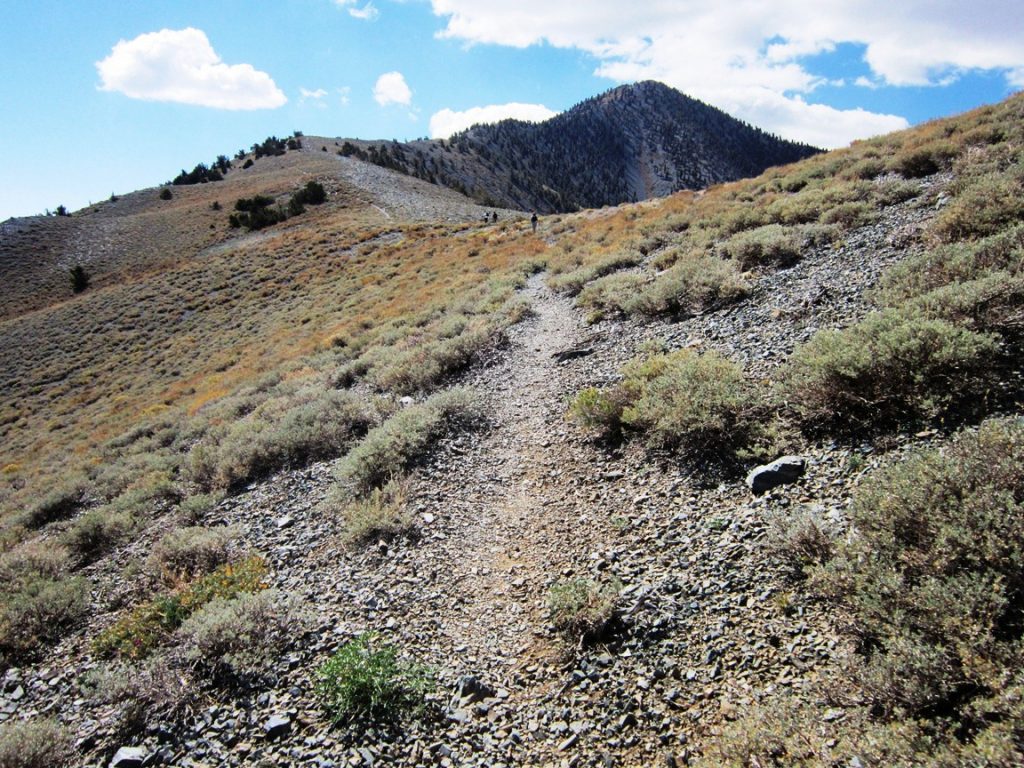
[355,81,820,212]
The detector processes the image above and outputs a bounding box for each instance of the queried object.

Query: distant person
[531,212,538,233]
[491,211,498,223]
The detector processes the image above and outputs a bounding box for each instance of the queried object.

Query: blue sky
[2,1,1022,220]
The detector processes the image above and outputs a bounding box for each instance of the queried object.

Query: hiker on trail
[491,211,498,223]
[531,212,538,233]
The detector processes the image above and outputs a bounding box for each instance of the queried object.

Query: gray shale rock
[109,746,147,768]
[746,456,807,494]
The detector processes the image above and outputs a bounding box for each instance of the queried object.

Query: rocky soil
[1,176,952,767]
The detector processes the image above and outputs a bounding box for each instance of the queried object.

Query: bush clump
[717,224,802,269]
[175,589,296,683]
[335,388,484,494]
[94,556,267,660]
[327,477,413,545]
[191,389,378,491]
[781,308,999,430]
[625,253,749,317]
[147,525,236,585]
[0,718,76,768]
[315,633,433,723]
[811,418,1024,759]
[0,574,89,660]
[569,349,760,458]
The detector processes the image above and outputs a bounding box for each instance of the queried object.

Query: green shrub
[369,320,504,395]
[61,507,133,562]
[876,224,1024,305]
[718,224,802,268]
[819,200,878,230]
[0,718,75,768]
[547,578,619,642]
[191,389,377,490]
[812,418,1024,753]
[147,525,236,585]
[570,349,763,459]
[547,252,642,296]
[566,386,631,439]
[22,480,87,529]
[890,141,960,178]
[0,541,69,583]
[932,168,1024,242]
[0,575,89,658]
[328,477,413,544]
[175,590,295,682]
[69,265,90,294]
[94,556,268,660]
[625,253,749,317]
[781,308,1000,430]
[575,272,647,320]
[335,388,483,494]
[315,633,433,723]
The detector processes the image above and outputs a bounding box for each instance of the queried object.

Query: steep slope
[0,143,499,322]
[320,81,819,212]
[2,92,1023,768]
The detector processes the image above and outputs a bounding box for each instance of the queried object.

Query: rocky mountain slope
[322,81,820,213]
[1,91,1023,768]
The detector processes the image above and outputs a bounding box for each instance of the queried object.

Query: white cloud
[374,71,412,106]
[95,27,286,110]
[300,87,328,108]
[428,1,1024,147]
[335,0,379,20]
[338,86,352,106]
[429,102,558,138]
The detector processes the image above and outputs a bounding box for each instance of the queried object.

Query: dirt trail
[428,274,590,672]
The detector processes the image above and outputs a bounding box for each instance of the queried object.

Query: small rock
[109,746,147,768]
[263,715,291,740]
[746,456,807,494]
[275,515,294,530]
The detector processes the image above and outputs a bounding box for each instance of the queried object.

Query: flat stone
[109,746,147,768]
[263,714,291,740]
[746,456,807,494]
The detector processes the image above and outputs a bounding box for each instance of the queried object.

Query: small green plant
[0,718,75,768]
[315,633,434,723]
[159,188,173,200]
[547,577,619,642]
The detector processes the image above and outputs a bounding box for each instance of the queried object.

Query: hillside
[1,91,1024,768]
[320,81,819,213]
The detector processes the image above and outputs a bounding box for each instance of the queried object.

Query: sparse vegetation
[0,718,76,768]
[547,577,619,642]
[93,556,267,660]
[316,633,434,723]
[327,476,413,544]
